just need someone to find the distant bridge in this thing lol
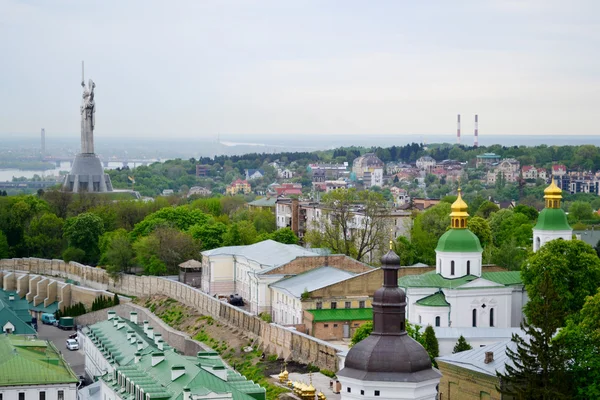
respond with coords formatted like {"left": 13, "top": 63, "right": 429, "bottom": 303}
{"left": 42, "top": 157, "right": 160, "bottom": 168}
{"left": 0, "top": 181, "right": 60, "bottom": 189}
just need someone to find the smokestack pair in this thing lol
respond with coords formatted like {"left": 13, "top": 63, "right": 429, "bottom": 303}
{"left": 456, "top": 114, "right": 479, "bottom": 147}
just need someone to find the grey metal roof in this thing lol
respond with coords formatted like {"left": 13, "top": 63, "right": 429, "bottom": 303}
{"left": 431, "top": 327, "right": 525, "bottom": 339}
{"left": 201, "top": 240, "right": 318, "bottom": 268}
{"left": 269, "top": 266, "right": 356, "bottom": 298}
{"left": 436, "top": 339, "right": 517, "bottom": 376}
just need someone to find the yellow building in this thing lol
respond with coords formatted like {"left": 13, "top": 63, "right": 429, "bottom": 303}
{"left": 226, "top": 179, "right": 251, "bottom": 195}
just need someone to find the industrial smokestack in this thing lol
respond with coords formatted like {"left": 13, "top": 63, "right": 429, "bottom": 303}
{"left": 474, "top": 115, "right": 479, "bottom": 148}
{"left": 41, "top": 128, "right": 46, "bottom": 156}
{"left": 457, "top": 114, "right": 461, "bottom": 144}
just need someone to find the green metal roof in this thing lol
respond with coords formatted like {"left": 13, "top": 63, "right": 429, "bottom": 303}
{"left": 399, "top": 270, "right": 522, "bottom": 289}
{"left": 415, "top": 292, "right": 450, "bottom": 307}
{"left": 476, "top": 153, "right": 500, "bottom": 159}
{"left": 436, "top": 229, "right": 483, "bottom": 253}
{"left": 534, "top": 208, "right": 571, "bottom": 231}
{"left": 28, "top": 301, "right": 59, "bottom": 314}
{"left": 399, "top": 271, "right": 477, "bottom": 289}
{"left": 481, "top": 271, "right": 523, "bottom": 286}
{"left": 307, "top": 308, "right": 373, "bottom": 322}
{"left": 247, "top": 197, "right": 277, "bottom": 207}
{"left": 0, "top": 335, "right": 78, "bottom": 386}
{"left": 88, "top": 316, "right": 265, "bottom": 400}
{"left": 0, "top": 291, "right": 35, "bottom": 335}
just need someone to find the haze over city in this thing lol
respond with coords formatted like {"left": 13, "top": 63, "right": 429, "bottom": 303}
{"left": 2, "top": 0, "right": 600, "bottom": 142}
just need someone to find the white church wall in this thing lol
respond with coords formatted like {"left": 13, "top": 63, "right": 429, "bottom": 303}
{"left": 532, "top": 229, "right": 572, "bottom": 252}
{"left": 339, "top": 375, "right": 438, "bottom": 400}
{"left": 436, "top": 251, "right": 481, "bottom": 278}
{"left": 444, "top": 288, "right": 513, "bottom": 329}
{"left": 414, "top": 304, "right": 450, "bottom": 328}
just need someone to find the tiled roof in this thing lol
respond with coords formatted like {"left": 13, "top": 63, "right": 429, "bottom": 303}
{"left": 270, "top": 267, "right": 356, "bottom": 299}
{"left": 0, "top": 335, "right": 78, "bottom": 386}
{"left": 202, "top": 240, "right": 318, "bottom": 269}
{"left": 415, "top": 292, "right": 450, "bottom": 307}
{"left": 307, "top": 308, "right": 373, "bottom": 322}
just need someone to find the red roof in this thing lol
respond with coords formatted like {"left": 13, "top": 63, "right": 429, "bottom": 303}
{"left": 231, "top": 179, "right": 249, "bottom": 185}
{"left": 552, "top": 165, "right": 566, "bottom": 171}
{"left": 522, "top": 165, "right": 533, "bottom": 172}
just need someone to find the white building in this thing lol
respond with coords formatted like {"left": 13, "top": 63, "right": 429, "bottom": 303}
{"left": 0, "top": 335, "right": 78, "bottom": 400}
{"left": 277, "top": 168, "right": 293, "bottom": 179}
{"left": 269, "top": 266, "right": 356, "bottom": 325}
{"left": 416, "top": 156, "right": 436, "bottom": 171}
{"left": 533, "top": 181, "right": 572, "bottom": 252}
{"left": 399, "top": 191, "right": 527, "bottom": 349}
{"left": 200, "top": 240, "right": 319, "bottom": 314}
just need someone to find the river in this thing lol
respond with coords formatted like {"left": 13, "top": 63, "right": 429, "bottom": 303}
{"left": 0, "top": 161, "right": 138, "bottom": 182}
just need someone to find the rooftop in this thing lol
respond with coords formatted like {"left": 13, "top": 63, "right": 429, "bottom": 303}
{"left": 0, "top": 290, "right": 36, "bottom": 335}
{"left": 437, "top": 339, "right": 516, "bottom": 376}
{"left": 399, "top": 271, "right": 522, "bottom": 289}
{"left": 201, "top": 240, "right": 318, "bottom": 269}
{"left": 270, "top": 266, "right": 356, "bottom": 299}
{"left": 415, "top": 292, "right": 450, "bottom": 307}
{"left": 247, "top": 197, "right": 277, "bottom": 207}
{"left": 0, "top": 335, "right": 78, "bottom": 387}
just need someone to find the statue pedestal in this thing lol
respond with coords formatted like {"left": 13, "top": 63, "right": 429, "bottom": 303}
{"left": 62, "top": 153, "right": 113, "bottom": 193}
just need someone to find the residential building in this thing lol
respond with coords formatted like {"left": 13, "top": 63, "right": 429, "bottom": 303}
{"left": 195, "top": 165, "right": 210, "bottom": 177}
{"left": 311, "top": 169, "right": 326, "bottom": 183}
{"left": 411, "top": 198, "right": 440, "bottom": 210}
{"left": 363, "top": 168, "right": 383, "bottom": 187}
{"left": 436, "top": 340, "right": 515, "bottom": 400}
{"left": 225, "top": 179, "right": 251, "bottom": 195}
{"left": 272, "top": 183, "right": 303, "bottom": 196}
{"left": 200, "top": 240, "right": 320, "bottom": 314}
{"left": 352, "top": 153, "right": 384, "bottom": 180}
{"left": 244, "top": 169, "right": 264, "bottom": 180}
{"left": 80, "top": 311, "right": 265, "bottom": 400}
{"left": 398, "top": 191, "right": 527, "bottom": 343}
{"left": 161, "top": 189, "right": 174, "bottom": 196}
{"left": 486, "top": 158, "right": 520, "bottom": 185}
{"left": 277, "top": 168, "right": 293, "bottom": 179}
{"left": 386, "top": 162, "right": 412, "bottom": 175}
{"left": 533, "top": 181, "right": 572, "bottom": 252}
{"left": 390, "top": 187, "right": 410, "bottom": 206}
{"left": 0, "top": 290, "right": 36, "bottom": 334}
{"left": 187, "top": 186, "right": 211, "bottom": 197}
{"left": 0, "top": 335, "right": 78, "bottom": 400}
{"left": 337, "top": 250, "right": 441, "bottom": 400}
{"left": 247, "top": 196, "right": 277, "bottom": 211}
{"left": 308, "top": 163, "right": 348, "bottom": 181}
{"left": 475, "top": 153, "right": 501, "bottom": 167}
{"left": 270, "top": 266, "right": 357, "bottom": 326}
{"left": 416, "top": 155, "right": 436, "bottom": 171}
{"left": 521, "top": 165, "right": 547, "bottom": 181}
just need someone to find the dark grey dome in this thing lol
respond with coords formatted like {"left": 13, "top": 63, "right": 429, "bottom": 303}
{"left": 381, "top": 249, "right": 400, "bottom": 266}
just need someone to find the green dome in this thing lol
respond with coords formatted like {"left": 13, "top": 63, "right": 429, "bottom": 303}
{"left": 436, "top": 229, "right": 483, "bottom": 253}
{"left": 534, "top": 208, "right": 571, "bottom": 231}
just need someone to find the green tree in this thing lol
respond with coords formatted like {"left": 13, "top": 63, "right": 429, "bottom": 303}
{"left": 453, "top": 335, "right": 472, "bottom": 353}
{"left": 522, "top": 239, "right": 600, "bottom": 328}
{"left": 476, "top": 201, "right": 499, "bottom": 219}
{"left": 63, "top": 212, "right": 105, "bottom": 264}
{"left": 134, "top": 227, "right": 201, "bottom": 275}
{"left": 268, "top": 228, "right": 299, "bottom": 245}
{"left": 131, "top": 207, "right": 209, "bottom": 239}
{"left": 411, "top": 202, "right": 451, "bottom": 265}
{"left": 491, "top": 237, "right": 529, "bottom": 271}
{"left": 0, "top": 231, "right": 9, "bottom": 259}
{"left": 113, "top": 293, "right": 120, "bottom": 305}
{"left": 103, "top": 232, "right": 135, "bottom": 279}
{"left": 25, "top": 213, "right": 65, "bottom": 259}
{"left": 513, "top": 204, "right": 539, "bottom": 222}
{"left": 393, "top": 236, "right": 416, "bottom": 266}
{"left": 188, "top": 219, "right": 228, "bottom": 250}
{"left": 350, "top": 321, "right": 373, "bottom": 346}
{"left": 422, "top": 325, "right": 439, "bottom": 367}
{"left": 62, "top": 247, "right": 86, "bottom": 263}
{"left": 467, "top": 216, "right": 492, "bottom": 248}
{"left": 568, "top": 201, "right": 594, "bottom": 222}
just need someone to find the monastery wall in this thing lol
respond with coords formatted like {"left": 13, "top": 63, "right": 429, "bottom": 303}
{"left": 0, "top": 258, "right": 343, "bottom": 371}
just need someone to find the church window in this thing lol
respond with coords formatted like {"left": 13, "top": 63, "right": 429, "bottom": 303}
{"left": 347, "top": 387, "right": 351, "bottom": 393}
{"left": 467, "top": 261, "right": 471, "bottom": 275}
{"left": 461, "top": 219, "right": 465, "bottom": 228}
{"left": 316, "top": 302, "right": 322, "bottom": 310}
{"left": 331, "top": 302, "right": 337, "bottom": 309}
{"left": 359, "top": 300, "right": 365, "bottom": 308}
{"left": 490, "top": 308, "right": 495, "bottom": 327}
{"left": 419, "top": 315, "right": 422, "bottom": 324}
{"left": 435, "top": 316, "right": 440, "bottom": 327}
{"left": 451, "top": 261, "right": 455, "bottom": 276}
{"left": 361, "top": 390, "right": 365, "bottom": 395}
{"left": 472, "top": 309, "right": 477, "bottom": 327}
{"left": 375, "top": 391, "right": 380, "bottom": 396}
{"left": 345, "top": 301, "right": 351, "bottom": 309}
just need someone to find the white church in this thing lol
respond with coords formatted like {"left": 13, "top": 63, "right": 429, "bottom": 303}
{"left": 399, "top": 183, "right": 572, "bottom": 333}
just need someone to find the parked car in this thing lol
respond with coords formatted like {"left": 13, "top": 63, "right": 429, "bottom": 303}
{"left": 68, "top": 333, "right": 78, "bottom": 340}
{"left": 66, "top": 339, "right": 79, "bottom": 351}
{"left": 41, "top": 313, "right": 57, "bottom": 325}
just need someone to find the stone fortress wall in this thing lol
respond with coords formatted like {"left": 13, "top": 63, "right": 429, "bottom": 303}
{"left": 0, "top": 258, "right": 343, "bottom": 371}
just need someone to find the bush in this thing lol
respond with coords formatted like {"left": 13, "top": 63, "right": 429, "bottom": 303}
{"left": 320, "top": 369, "right": 336, "bottom": 378}
{"left": 259, "top": 312, "right": 272, "bottom": 323}
{"left": 62, "top": 247, "right": 86, "bottom": 263}
{"left": 453, "top": 335, "right": 473, "bottom": 353}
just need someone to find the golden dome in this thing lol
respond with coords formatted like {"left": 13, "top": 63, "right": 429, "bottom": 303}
{"left": 450, "top": 188, "right": 469, "bottom": 229}
{"left": 544, "top": 181, "right": 562, "bottom": 208}
{"left": 544, "top": 181, "right": 562, "bottom": 196}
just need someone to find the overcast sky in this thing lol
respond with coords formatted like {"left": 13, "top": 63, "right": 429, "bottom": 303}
{"left": 1, "top": 0, "right": 599, "bottom": 139}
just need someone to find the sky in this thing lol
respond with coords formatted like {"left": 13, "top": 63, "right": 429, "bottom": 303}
{"left": 1, "top": 0, "right": 600, "bottom": 140}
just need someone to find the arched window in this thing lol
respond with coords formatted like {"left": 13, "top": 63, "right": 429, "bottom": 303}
{"left": 451, "top": 261, "right": 455, "bottom": 276}
{"left": 467, "top": 261, "right": 471, "bottom": 275}
{"left": 535, "top": 236, "right": 541, "bottom": 251}
{"left": 461, "top": 219, "right": 465, "bottom": 228}
{"left": 472, "top": 309, "right": 477, "bottom": 327}
{"left": 490, "top": 308, "right": 494, "bottom": 327}
{"left": 419, "top": 315, "right": 422, "bottom": 324}
{"left": 435, "top": 316, "right": 440, "bottom": 327}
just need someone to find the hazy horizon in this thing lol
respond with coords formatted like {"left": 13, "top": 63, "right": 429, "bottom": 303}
{"left": 2, "top": 1, "right": 600, "bottom": 138}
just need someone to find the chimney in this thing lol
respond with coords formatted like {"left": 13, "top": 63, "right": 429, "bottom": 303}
{"left": 130, "top": 312, "right": 138, "bottom": 324}
{"left": 8, "top": 294, "right": 14, "bottom": 301}
{"left": 484, "top": 351, "right": 494, "bottom": 364}
{"left": 134, "top": 352, "right": 141, "bottom": 364}
{"left": 157, "top": 339, "right": 164, "bottom": 350}
{"left": 113, "top": 317, "right": 119, "bottom": 327}
{"left": 143, "top": 320, "right": 149, "bottom": 334}
{"left": 146, "top": 327, "right": 154, "bottom": 340}
{"left": 474, "top": 114, "right": 479, "bottom": 148}
{"left": 137, "top": 341, "right": 144, "bottom": 351}
{"left": 210, "top": 365, "right": 228, "bottom": 381}
{"left": 183, "top": 388, "right": 191, "bottom": 400}
{"left": 154, "top": 333, "right": 162, "bottom": 346}
{"left": 126, "top": 330, "right": 134, "bottom": 341}
{"left": 457, "top": 114, "right": 461, "bottom": 145}
{"left": 108, "top": 310, "right": 116, "bottom": 320}
{"left": 130, "top": 335, "right": 136, "bottom": 345}
{"left": 117, "top": 319, "right": 125, "bottom": 330}
{"left": 171, "top": 365, "right": 185, "bottom": 381}
{"left": 151, "top": 352, "right": 164, "bottom": 367}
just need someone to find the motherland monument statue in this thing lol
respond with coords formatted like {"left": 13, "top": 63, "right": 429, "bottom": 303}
{"left": 62, "top": 62, "right": 113, "bottom": 193}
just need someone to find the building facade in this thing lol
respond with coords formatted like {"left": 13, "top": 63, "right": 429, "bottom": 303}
{"left": 225, "top": 179, "right": 251, "bottom": 195}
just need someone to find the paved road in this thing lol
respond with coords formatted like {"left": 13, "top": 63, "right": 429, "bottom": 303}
{"left": 37, "top": 323, "right": 85, "bottom": 378}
